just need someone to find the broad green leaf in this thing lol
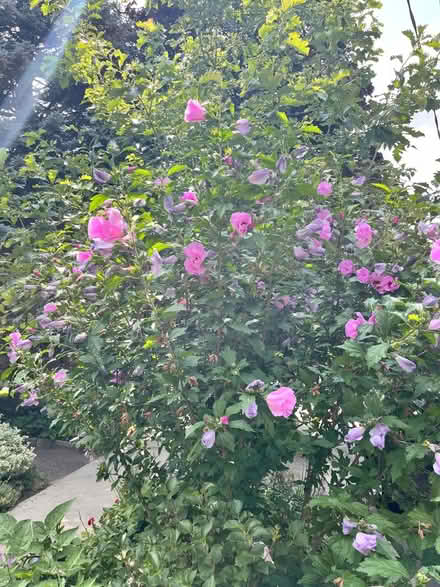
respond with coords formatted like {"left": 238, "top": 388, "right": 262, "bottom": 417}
{"left": 301, "top": 124, "right": 321, "bottom": 134}
{"left": 89, "top": 194, "right": 108, "bottom": 213}
{"left": 45, "top": 499, "right": 76, "bottom": 531}
{"left": 357, "top": 557, "right": 409, "bottom": 580}
{"left": 281, "top": 0, "right": 305, "bottom": 9}
{"left": 371, "top": 182, "right": 392, "bottom": 193}
{"left": 167, "top": 164, "right": 187, "bottom": 176}
{"left": 221, "top": 347, "right": 236, "bottom": 366}
{"left": 185, "top": 421, "right": 204, "bottom": 439}
{"left": 366, "top": 342, "right": 389, "bottom": 369}
{"left": 229, "top": 420, "right": 254, "bottom": 433}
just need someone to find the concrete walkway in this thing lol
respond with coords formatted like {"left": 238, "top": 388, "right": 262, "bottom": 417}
{"left": 10, "top": 460, "right": 116, "bottom": 530}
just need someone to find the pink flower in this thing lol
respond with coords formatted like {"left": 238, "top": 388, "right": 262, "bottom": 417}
{"left": 369, "top": 423, "right": 390, "bottom": 450}
{"left": 344, "top": 426, "right": 365, "bottom": 443}
{"left": 266, "top": 387, "right": 296, "bottom": 418}
{"left": 248, "top": 169, "right": 271, "bottom": 185}
{"left": 184, "top": 99, "right": 206, "bottom": 123}
{"left": 317, "top": 181, "right": 333, "bottom": 197}
{"left": 53, "top": 369, "right": 68, "bottom": 386}
{"left": 375, "top": 275, "right": 399, "bottom": 295}
{"left": 150, "top": 250, "right": 178, "bottom": 277}
{"left": 356, "top": 267, "right": 370, "bottom": 284}
{"left": 428, "top": 319, "right": 440, "bottom": 331}
{"left": 345, "top": 318, "right": 360, "bottom": 339}
{"left": 235, "top": 119, "right": 251, "bottom": 135}
{"left": 338, "top": 259, "right": 354, "bottom": 277}
{"left": 21, "top": 390, "right": 39, "bottom": 408}
{"left": 352, "top": 176, "right": 366, "bottom": 186}
{"left": 223, "top": 155, "right": 233, "bottom": 166}
{"left": 353, "top": 532, "right": 376, "bottom": 555}
{"left": 392, "top": 216, "right": 399, "bottom": 224}
{"left": 433, "top": 454, "right": 440, "bottom": 475}
{"left": 88, "top": 208, "right": 126, "bottom": 249}
{"left": 230, "top": 212, "right": 253, "bottom": 236}
{"left": 220, "top": 416, "right": 229, "bottom": 425}
{"left": 184, "top": 242, "right": 208, "bottom": 276}
{"left": 43, "top": 303, "right": 57, "bottom": 313}
{"left": 201, "top": 428, "right": 215, "bottom": 448}
{"left": 355, "top": 221, "right": 373, "bottom": 249}
{"left": 272, "top": 295, "right": 294, "bottom": 310}
{"left": 9, "top": 331, "right": 32, "bottom": 352}
{"left": 179, "top": 191, "right": 199, "bottom": 205}
{"left": 7, "top": 351, "right": 18, "bottom": 364}
{"left": 154, "top": 177, "right": 171, "bottom": 187}
{"left": 319, "top": 220, "right": 332, "bottom": 241}
{"left": 430, "top": 240, "right": 440, "bottom": 263}
{"left": 308, "top": 238, "right": 325, "bottom": 257}
{"left": 395, "top": 355, "right": 416, "bottom": 373}
{"left": 316, "top": 208, "right": 332, "bottom": 222}
{"left": 293, "top": 246, "right": 308, "bottom": 260}
{"left": 76, "top": 250, "right": 93, "bottom": 267}
{"left": 92, "top": 168, "right": 111, "bottom": 184}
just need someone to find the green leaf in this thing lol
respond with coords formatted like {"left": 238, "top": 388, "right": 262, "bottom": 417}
{"left": 301, "top": 124, "right": 322, "bottom": 134}
{"left": 221, "top": 347, "right": 236, "bottom": 366}
{"left": 286, "top": 32, "right": 310, "bottom": 55}
{"left": 185, "top": 421, "right": 204, "bottom": 439}
{"left": 435, "top": 536, "right": 440, "bottom": 555}
{"left": 371, "top": 182, "right": 392, "bottom": 193}
{"left": 44, "top": 499, "right": 75, "bottom": 531}
{"left": 229, "top": 420, "right": 254, "bottom": 433}
{"left": 357, "top": 557, "right": 409, "bottom": 580}
{"left": 167, "top": 164, "right": 187, "bottom": 176}
{"left": 89, "top": 194, "right": 109, "bottom": 213}
{"left": 213, "top": 397, "right": 227, "bottom": 418}
{"left": 277, "top": 111, "right": 289, "bottom": 125}
{"left": 366, "top": 342, "right": 389, "bottom": 369}
{"left": 375, "top": 537, "right": 400, "bottom": 560}
{"left": 202, "top": 576, "right": 216, "bottom": 587}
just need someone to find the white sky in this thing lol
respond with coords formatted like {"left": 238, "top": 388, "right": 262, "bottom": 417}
{"left": 375, "top": 0, "right": 440, "bottom": 183}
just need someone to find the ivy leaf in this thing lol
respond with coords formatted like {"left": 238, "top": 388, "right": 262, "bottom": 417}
{"left": 366, "top": 342, "right": 389, "bottom": 369}
{"left": 357, "top": 557, "right": 409, "bottom": 580}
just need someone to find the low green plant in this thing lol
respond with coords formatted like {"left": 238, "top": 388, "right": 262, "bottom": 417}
{"left": 0, "top": 420, "right": 34, "bottom": 480}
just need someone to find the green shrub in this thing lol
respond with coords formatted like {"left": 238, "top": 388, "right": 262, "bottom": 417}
{"left": 0, "top": 420, "right": 34, "bottom": 480}
{"left": 0, "top": 482, "right": 21, "bottom": 511}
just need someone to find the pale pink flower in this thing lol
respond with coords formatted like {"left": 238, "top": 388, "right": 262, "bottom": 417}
{"left": 184, "top": 99, "right": 206, "bottom": 123}
{"left": 316, "top": 208, "right": 332, "bottom": 222}
{"left": 21, "top": 390, "right": 39, "bottom": 407}
{"left": 53, "top": 369, "right": 68, "bottom": 386}
{"left": 319, "top": 220, "right": 332, "bottom": 241}
{"left": 353, "top": 532, "right": 376, "bottom": 555}
{"left": 223, "top": 155, "right": 233, "bottom": 166}
{"left": 179, "top": 191, "right": 199, "bottom": 205}
{"left": 248, "top": 169, "right": 271, "bottom": 185}
{"left": 201, "top": 428, "right": 215, "bottom": 448}
{"left": 293, "top": 246, "right": 308, "bottom": 260}
{"left": 428, "top": 319, "right": 440, "bottom": 331}
{"left": 344, "top": 427, "right": 365, "bottom": 443}
{"left": 355, "top": 221, "right": 373, "bottom": 248}
{"left": 338, "top": 259, "right": 354, "bottom": 277}
{"left": 230, "top": 212, "right": 253, "bottom": 236}
{"left": 266, "top": 387, "right": 296, "bottom": 418}
{"left": 150, "top": 250, "right": 177, "bottom": 277}
{"left": 43, "top": 303, "right": 57, "bottom": 313}
{"left": 356, "top": 267, "right": 370, "bottom": 284}
{"left": 369, "top": 423, "right": 390, "bottom": 450}
{"left": 433, "top": 453, "right": 440, "bottom": 475}
{"left": 235, "top": 119, "right": 251, "bottom": 135}
{"left": 317, "top": 181, "right": 333, "bottom": 196}
{"left": 308, "top": 238, "right": 325, "bottom": 256}
{"left": 352, "top": 176, "right": 366, "bottom": 186}
{"left": 154, "top": 177, "right": 171, "bottom": 187}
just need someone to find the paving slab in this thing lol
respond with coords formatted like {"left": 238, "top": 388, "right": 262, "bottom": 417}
{"left": 10, "top": 460, "right": 117, "bottom": 530}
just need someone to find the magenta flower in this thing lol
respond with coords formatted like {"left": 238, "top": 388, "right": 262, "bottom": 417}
{"left": 220, "top": 416, "right": 229, "bottom": 425}
{"left": 293, "top": 246, "right": 308, "bottom": 260}
{"left": 266, "top": 387, "right": 296, "bottom": 418}
{"left": 316, "top": 208, "right": 332, "bottom": 222}
{"left": 317, "top": 181, "right": 333, "bottom": 197}
{"left": 395, "top": 355, "right": 416, "bottom": 373}
{"left": 243, "top": 401, "right": 258, "bottom": 419}
{"left": 430, "top": 240, "right": 440, "bottom": 263}
{"left": 433, "top": 454, "right": 440, "bottom": 475}
{"left": 76, "top": 250, "right": 93, "bottom": 269}
{"left": 92, "top": 168, "right": 111, "bottom": 184}
{"left": 53, "top": 369, "right": 68, "bottom": 386}
{"left": 184, "top": 242, "right": 208, "bottom": 276}
{"left": 150, "top": 250, "right": 178, "bottom": 277}
{"left": 345, "top": 319, "right": 360, "bottom": 339}
{"left": 179, "top": 191, "right": 199, "bottom": 205}
{"left": 356, "top": 267, "right": 370, "bottom": 284}
{"left": 353, "top": 532, "right": 376, "bottom": 555}
{"left": 88, "top": 208, "right": 126, "bottom": 249}
{"left": 352, "top": 176, "right": 366, "bottom": 186}
{"left": 344, "top": 426, "right": 365, "bottom": 443}
{"left": 43, "top": 303, "right": 57, "bottom": 313}
{"left": 201, "top": 428, "right": 215, "bottom": 448}
{"left": 21, "top": 390, "right": 39, "bottom": 408}
{"left": 248, "top": 169, "right": 271, "bottom": 185}
{"left": 235, "top": 119, "right": 251, "bottom": 135}
{"left": 230, "top": 212, "right": 253, "bottom": 236}
{"left": 184, "top": 99, "right": 206, "bottom": 123}
{"left": 375, "top": 275, "right": 399, "bottom": 295}
{"left": 369, "top": 423, "right": 390, "bottom": 450}
{"left": 342, "top": 518, "right": 357, "bottom": 535}
{"left": 428, "top": 319, "right": 440, "bottom": 330}
{"left": 10, "top": 331, "right": 32, "bottom": 350}
{"left": 319, "top": 220, "right": 332, "bottom": 241}
{"left": 338, "top": 259, "right": 354, "bottom": 277}
{"left": 355, "top": 221, "right": 373, "bottom": 248}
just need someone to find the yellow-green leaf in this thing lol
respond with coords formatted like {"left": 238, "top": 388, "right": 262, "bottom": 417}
{"left": 302, "top": 124, "right": 321, "bottom": 134}
{"left": 281, "top": 0, "right": 306, "bottom": 11}
{"left": 371, "top": 183, "right": 392, "bottom": 193}
{"left": 286, "top": 32, "right": 310, "bottom": 56}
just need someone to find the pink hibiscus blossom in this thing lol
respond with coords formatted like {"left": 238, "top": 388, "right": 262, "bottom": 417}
{"left": 266, "top": 387, "right": 296, "bottom": 418}
{"left": 430, "top": 240, "right": 440, "bottom": 263}
{"left": 356, "top": 267, "right": 370, "bottom": 284}
{"left": 179, "top": 191, "right": 199, "bottom": 205}
{"left": 184, "top": 242, "right": 208, "bottom": 276}
{"left": 317, "top": 181, "right": 333, "bottom": 197}
{"left": 53, "top": 369, "right": 68, "bottom": 386}
{"left": 355, "top": 221, "right": 373, "bottom": 248}
{"left": 230, "top": 212, "right": 253, "bottom": 236}
{"left": 43, "top": 303, "right": 57, "bottom": 313}
{"left": 88, "top": 208, "right": 127, "bottom": 249}
{"left": 338, "top": 259, "right": 354, "bottom": 277}
{"left": 235, "top": 119, "right": 251, "bottom": 135}
{"left": 345, "top": 313, "right": 375, "bottom": 339}
{"left": 184, "top": 99, "right": 206, "bottom": 123}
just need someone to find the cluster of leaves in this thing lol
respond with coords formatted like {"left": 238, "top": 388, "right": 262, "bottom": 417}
{"left": 1, "top": 0, "right": 440, "bottom": 585}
